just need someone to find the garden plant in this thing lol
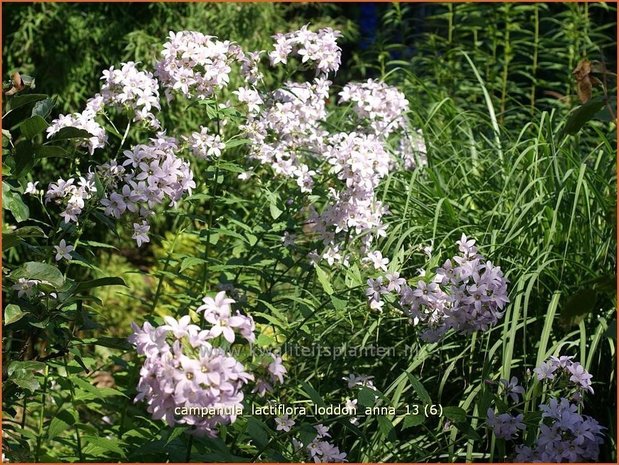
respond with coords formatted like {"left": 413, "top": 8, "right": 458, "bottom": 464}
{"left": 2, "top": 2, "right": 617, "bottom": 463}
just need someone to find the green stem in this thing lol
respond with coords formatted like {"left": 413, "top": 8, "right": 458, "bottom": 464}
{"left": 530, "top": 4, "right": 539, "bottom": 114}
{"left": 34, "top": 366, "right": 48, "bottom": 462}
{"left": 499, "top": 4, "right": 511, "bottom": 125}
{"left": 185, "top": 434, "right": 194, "bottom": 462}
{"left": 63, "top": 356, "right": 83, "bottom": 462}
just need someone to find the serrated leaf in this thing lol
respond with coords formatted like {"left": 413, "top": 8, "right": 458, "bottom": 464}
{"left": 269, "top": 202, "right": 282, "bottom": 220}
{"left": 377, "top": 416, "right": 397, "bottom": 442}
{"left": 88, "top": 336, "right": 131, "bottom": 350}
{"left": 14, "top": 140, "right": 35, "bottom": 177}
{"left": 224, "top": 138, "right": 250, "bottom": 149}
{"left": 299, "top": 380, "right": 326, "bottom": 407}
{"left": 13, "top": 377, "right": 41, "bottom": 392}
{"left": 455, "top": 421, "right": 481, "bottom": 441}
{"left": 560, "top": 288, "right": 597, "bottom": 327}
{"left": 246, "top": 417, "right": 269, "bottom": 448}
{"left": 8, "top": 360, "right": 46, "bottom": 376}
{"left": 180, "top": 256, "right": 207, "bottom": 273}
{"left": 165, "top": 426, "right": 187, "bottom": 445}
{"left": 81, "top": 435, "right": 126, "bottom": 457}
{"left": 47, "top": 410, "right": 76, "bottom": 441}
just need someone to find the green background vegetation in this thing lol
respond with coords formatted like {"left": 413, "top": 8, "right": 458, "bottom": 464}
{"left": 2, "top": 2, "right": 616, "bottom": 462}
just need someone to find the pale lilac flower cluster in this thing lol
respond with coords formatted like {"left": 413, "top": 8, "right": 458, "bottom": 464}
{"left": 99, "top": 61, "right": 161, "bottom": 128}
{"left": 366, "top": 235, "right": 509, "bottom": 340}
{"left": 343, "top": 373, "right": 376, "bottom": 390}
{"left": 500, "top": 376, "right": 526, "bottom": 403}
{"left": 306, "top": 132, "right": 391, "bottom": 266}
{"left": 534, "top": 355, "right": 594, "bottom": 394}
{"left": 47, "top": 62, "right": 159, "bottom": 151}
{"left": 196, "top": 291, "right": 255, "bottom": 344}
{"left": 242, "top": 78, "right": 330, "bottom": 193}
{"left": 44, "top": 174, "right": 97, "bottom": 223}
{"left": 486, "top": 409, "right": 526, "bottom": 440}
{"left": 269, "top": 25, "right": 342, "bottom": 75}
{"left": 339, "top": 80, "right": 427, "bottom": 170}
{"left": 233, "top": 86, "right": 263, "bottom": 115}
{"left": 46, "top": 107, "right": 107, "bottom": 155}
{"left": 99, "top": 134, "right": 195, "bottom": 245}
{"left": 252, "top": 353, "right": 287, "bottom": 397}
{"left": 485, "top": 357, "right": 604, "bottom": 462}
{"left": 128, "top": 292, "right": 257, "bottom": 436}
{"left": 185, "top": 126, "right": 226, "bottom": 159}
{"left": 292, "top": 424, "right": 347, "bottom": 462}
{"left": 11, "top": 278, "right": 57, "bottom": 300}
{"left": 514, "top": 397, "right": 605, "bottom": 462}
{"left": 339, "top": 80, "right": 409, "bottom": 136}
{"left": 156, "top": 31, "right": 250, "bottom": 100}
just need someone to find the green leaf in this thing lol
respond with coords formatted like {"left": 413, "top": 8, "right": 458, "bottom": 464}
{"left": 164, "top": 426, "right": 187, "bottom": 446}
{"left": 299, "top": 380, "right": 326, "bottom": 407}
{"left": 560, "top": 288, "right": 597, "bottom": 327}
{"left": 5, "top": 93, "right": 47, "bottom": 112}
{"left": 269, "top": 202, "right": 283, "bottom": 220}
{"left": 377, "top": 416, "right": 397, "bottom": 442}
{"left": 455, "top": 421, "right": 481, "bottom": 441}
{"left": 73, "top": 277, "right": 126, "bottom": 293}
{"left": 4, "top": 304, "right": 28, "bottom": 325}
{"left": 35, "top": 145, "right": 71, "bottom": 159}
{"left": 14, "top": 140, "right": 35, "bottom": 177}
{"left": 562, "top": 96, "right": 607, "bottom": 136}
{"left": 180, "top": 256, "right": 207, "bottom": 273}
{"left": 443, "top": 406, "right": 467, "bottom": 423}
{"left": 8, "top": 360, "right": 45, "bottom": 376}
{"left": 18, "top": 115, "right": 49, "bottom": 139}
{"left": 13, "top": 377, "right": 41, "bottom": 392}
{"left": 315, "top": 266, "right": 334, "bottom": 295}
{"left": 402, "top": 414, "right": 425, "bottom": 430}
{"left": 246, "top": 417, "right": 269, "bottom": 448}
{"left": 407, "top": 374, "right": 432, "bottom": 404}
{"left": 330, "top": 295, "right": 347, "bottom": 311}
{"left": 31, "top": 98, "right": 54, "bottom": 119}
{"left": 224, "top": 138, "right": 250, "bottom": 149}
{"left": 81, "top": 435, "right": 126, "bottom": 457}
{"left": 3, "top": 181, "right": 29, "bottom": 222}
{"left": 11, "top": 261, "right": 65, "bottom": 288}
{"left": 47, "top": 410, "right": 76, "bottom": 441}
{"left": 49, "top": 126, "right": 93, "bottom": 140}
{"left": 357, "top": 387, "right": 376, "bottom": 408}
{"left": 82, "top": 336, "right": 131, "bottom": 350}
